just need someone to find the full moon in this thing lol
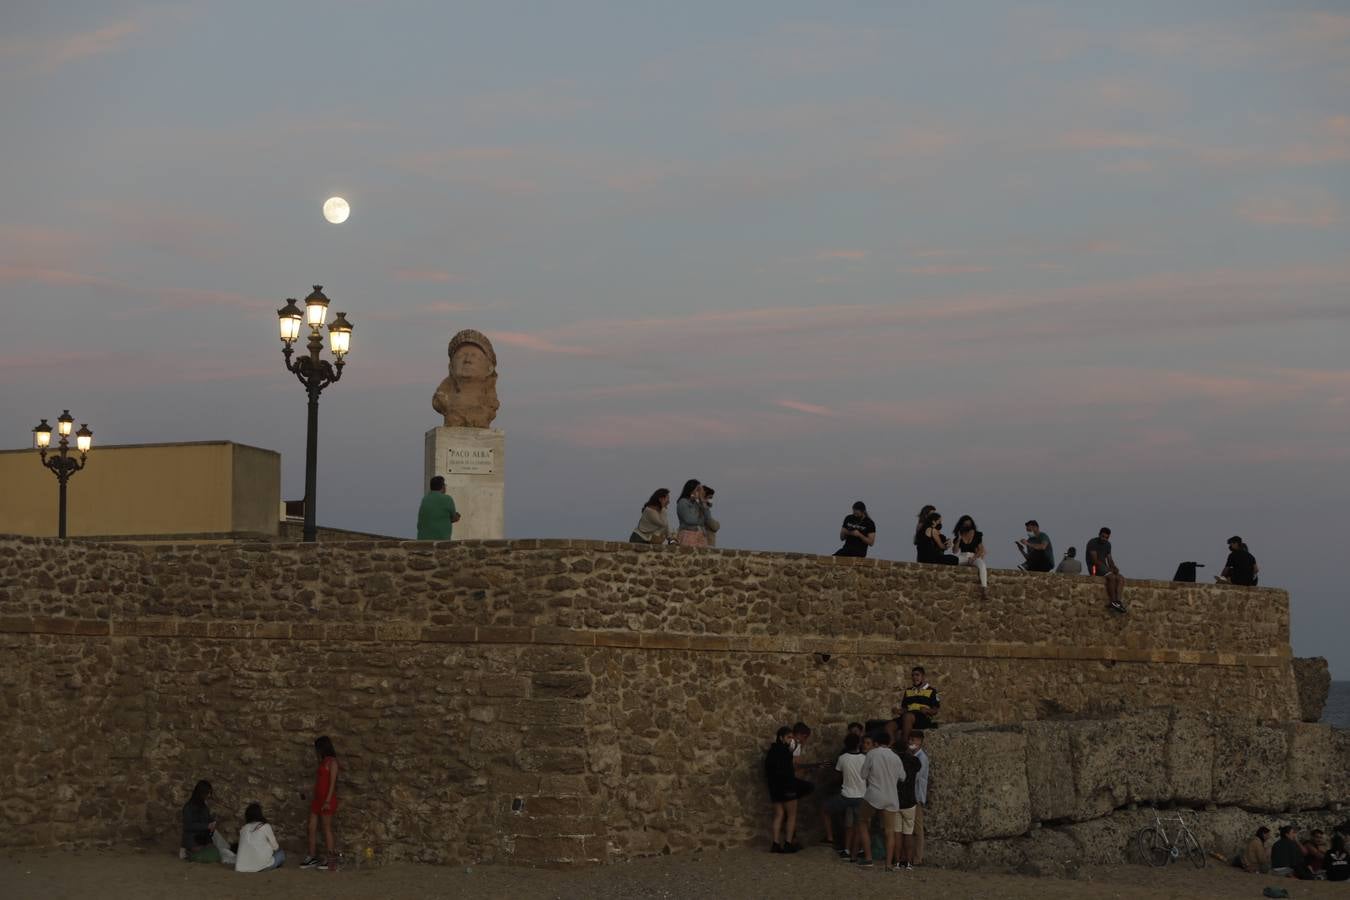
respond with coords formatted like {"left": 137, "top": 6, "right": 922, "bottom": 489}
{"left": 322, "top": 196, "right": 350, "bottom": 224}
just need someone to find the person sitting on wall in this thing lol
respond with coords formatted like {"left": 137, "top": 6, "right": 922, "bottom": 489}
{"left": 1015, "top": 520, "right": 1055, "bottom": 572}
{"left": 180, "top": 780, "right": 236, "bottom": 865}
{"left": 1271, "top": 824, "right": 1314, "bottom": 879}
{"left": 834, "top": 501, "right": 876, "bottom": 558}
{"left": 893, "top": 666, "right": 940, "bottom": 746}
{"left": 1217, "top": 535, "right": 1260, "bottom": 586}
{"left": 1236, "top": 825, "right": 1271, "bottom": 873}
{"left": 1056, "top": 546, "right": 1083, "bottom": 575}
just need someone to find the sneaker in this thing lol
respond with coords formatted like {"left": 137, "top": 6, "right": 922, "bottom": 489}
{"left": 783, "top": 843, "right": 800, "bottom": 854}
{"left": 300, "top": 856, "right": 321, "bottom": 869}
{"left": 892, "top": 862, "right": 904, "bottom": 871}
{"left": 178, "top": 848, "right": 187, "bottom": 861}
{"left": 1109, "top": 600, "right": 1127, "bottom": 614}
{"left": 838, "top": 850, "right": 852, "bottom": 860}
{"left": 905, "top": 863, "right": 914, "bottom": 870}
{"left": 858, "top": 859, "right": 874, "bottom": 868}
{"left": 770, "top": 843, "right": 784, "bottom": 854}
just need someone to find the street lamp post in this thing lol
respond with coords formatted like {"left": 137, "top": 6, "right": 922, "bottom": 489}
{"left": 277, "top": 285, "right": 354, "bottom": 543}
{"left": 32, "top": 410, "right": 94, "bottom": 538}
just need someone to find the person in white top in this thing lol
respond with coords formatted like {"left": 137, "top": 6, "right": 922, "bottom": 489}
{"left": 828, "top": 734, "right": 867, "bottom": 861}
{"left": 235, "top": 803, "right": 285, "bottom": 873}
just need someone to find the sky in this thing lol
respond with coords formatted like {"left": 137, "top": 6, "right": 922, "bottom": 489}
{"left": 2, "top": 2, "right": 1348, "bottom": 673}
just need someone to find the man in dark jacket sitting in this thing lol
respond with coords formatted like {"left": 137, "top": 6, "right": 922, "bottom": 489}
{"left": 1271, "top": 824, "right": 1313, "bottom": 879}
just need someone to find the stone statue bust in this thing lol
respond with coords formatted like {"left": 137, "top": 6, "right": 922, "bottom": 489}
{"left": 432, "top": 329, "right": 500, "bottom": 428}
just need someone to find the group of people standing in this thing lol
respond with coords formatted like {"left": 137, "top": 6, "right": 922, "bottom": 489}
{"left": 630, "top": 480, "right": 720, "bottom": 547}
{"left": 178, "top": 736, "right": 340, "bottom": 872}
{"left": 764, "top": 667, "right": 941, "bottom": 871}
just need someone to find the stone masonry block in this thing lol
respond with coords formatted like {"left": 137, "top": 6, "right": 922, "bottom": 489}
{"left": 924, "top": 726, "right": 1032, "bottom": 842}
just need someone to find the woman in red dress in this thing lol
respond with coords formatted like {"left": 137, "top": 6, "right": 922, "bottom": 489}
{"left": 302, "top": 736, "right": 340, "bottom": 869}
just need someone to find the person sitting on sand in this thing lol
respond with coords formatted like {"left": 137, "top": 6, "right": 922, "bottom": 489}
{"left": 1237, "top": 825, "right": 1271, "bottom": 873}
{"left": 1271, "top": 824, "right": 1313, "bottom": 879}
{"left": 1303, "top": 828, "right": 1329, "bottom": 876}
{"left": 235, "top": 803, "right": 285, "bottom": 872}
{"left": 1326, "top": 833, "right": 1350, "bottom": 882}
{"left": 180, "top": 780, "right": 236, "bottom": 865}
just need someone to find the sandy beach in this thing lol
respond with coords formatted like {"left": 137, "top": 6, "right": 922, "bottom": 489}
{"left": 3, "top": 844, "right": 1345, "bottom": 900}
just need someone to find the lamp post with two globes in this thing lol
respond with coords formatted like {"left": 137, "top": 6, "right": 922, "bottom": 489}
{"left": 276, "top": 285, "right": 353, "bottom": 543}
{"left": 32, "top": 410, "right": 94, "bottom": 538}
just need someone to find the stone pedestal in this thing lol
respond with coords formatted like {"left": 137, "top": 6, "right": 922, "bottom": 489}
{"left": 423, "top": 427, "right": 504, "bottom": 540}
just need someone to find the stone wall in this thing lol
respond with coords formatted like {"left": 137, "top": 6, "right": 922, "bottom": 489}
{"left": 0, "top": 535, "right": 1304, "bottom": 865}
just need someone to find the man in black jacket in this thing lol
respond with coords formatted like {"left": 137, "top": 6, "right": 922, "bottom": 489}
{"left": 1271, "top": 824, "right": 1313, "bottom": 879}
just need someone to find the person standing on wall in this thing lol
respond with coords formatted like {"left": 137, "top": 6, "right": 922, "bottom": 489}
{"left": 1086, "top": 527, "right": 1127, "bottom": 613}
{"left": 702, "top": 485, "right": 722, "bottom": 547}
{"left": 675, "top": 480, "right": 709, "bottom": 547}
{"left": 416, "top": 475, "right": 461, "bottom": 540}
{"left": 834, "top": 501, "right": 876, "bottom": 557}
{"left": 1016, "top": 520, "right": 1054, "bottom": 572}
{"left": 1218, "top": 536, "right": 1259, "bottom": 586}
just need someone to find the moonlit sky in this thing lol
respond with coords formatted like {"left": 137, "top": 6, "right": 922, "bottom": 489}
{"left": 2, "top": 3, "right": 1348, "bottom": 673}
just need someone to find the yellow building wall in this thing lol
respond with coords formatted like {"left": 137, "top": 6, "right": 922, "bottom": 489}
{"left": 0, "top": 441, "right": 280, "bottom": 538}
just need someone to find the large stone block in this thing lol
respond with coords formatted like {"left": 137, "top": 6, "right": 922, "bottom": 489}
{"left": 1292, "top": 657, "right": 1330, "bottom": 723}
{"left": 1165, "top": 709, "right": 1214, "bottom": 804}
{"left": 1066, "top": 713, "right": 1170, "bottom": 820}
{"left": 924, "top": 726, "right": 1032, "bottom": 842}
{"left": 1023, "top": 721, "right": 1075, "bottom": 822}
{"left": 1285, "top": 722, "right": 1334, "bottom": 810}
{"left": 1211, "top": 720, "right": 1291, "bottom": 811}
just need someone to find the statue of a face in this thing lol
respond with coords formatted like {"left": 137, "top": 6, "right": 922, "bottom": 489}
{"left": 451, "top": 343, "right": 491, "bottom": 378}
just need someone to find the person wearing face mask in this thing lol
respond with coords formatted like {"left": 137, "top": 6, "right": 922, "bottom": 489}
{"left": 1015, "top": 519, "right": 1054, "bottom": 572}
{"left": 914, "top": 512, "right": 957, "bottom": 566}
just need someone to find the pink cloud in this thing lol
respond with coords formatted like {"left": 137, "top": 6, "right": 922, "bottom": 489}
{"left": 1238, "top": 195, "right": 1341, "bottom": 227}
{"left": 391, "top": 269, "right": 462, "bottom": 283}
{"left": 1057, "top": 130, "right": 1172, "bottom": 151}
{"left": 776, "top": 399, "right": 838, "bottom": 417}
{"left": 492, "top": 331, "right": 598, "bottom": 356}
{"left": 0, "top": 264, "right": 106, "bottom": 287}
{"left": 901, "top": 264, "right": 990, "bottom": 276}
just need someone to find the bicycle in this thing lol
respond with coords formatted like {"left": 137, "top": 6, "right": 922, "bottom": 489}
{"left": 1136, "top": 809, "right": 1206, "bottom": 868}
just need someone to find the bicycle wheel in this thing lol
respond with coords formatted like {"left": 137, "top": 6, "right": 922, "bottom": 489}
{"left": 1136, "top": 827, "right": 1170, "bottom": 867}
{"left": 1181, "top": 828, "right": 1206, "bottom": 868}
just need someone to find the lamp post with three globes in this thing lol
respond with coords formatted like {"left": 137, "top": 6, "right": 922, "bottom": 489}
{"left": 32, "top": 410, "right": 93, "bottom": 539}
{"left": 276, "top": 285, "right": 353, "bottom": 543}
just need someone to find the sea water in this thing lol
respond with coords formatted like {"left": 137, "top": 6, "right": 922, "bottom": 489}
{"left": 1322, "top": 681, "right": 1350, "bottom": 729}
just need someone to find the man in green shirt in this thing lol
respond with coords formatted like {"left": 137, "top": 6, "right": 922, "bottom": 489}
{"left": 416, "top": 476, "right": 461, "bottom": 539}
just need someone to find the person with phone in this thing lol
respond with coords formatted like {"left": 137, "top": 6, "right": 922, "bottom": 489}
{"left": 834, "top": 501, "right": 876, "bottom": 558}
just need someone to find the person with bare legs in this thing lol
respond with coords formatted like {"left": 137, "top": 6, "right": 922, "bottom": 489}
{"left": 765, "top": 726, "right": 801, "bottom": 854}
{"left": 1086, "top": 527, "right": 1126, "bottom": 613}
{"left": 302, "top": 736, "right": 339, "bottom": 869}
